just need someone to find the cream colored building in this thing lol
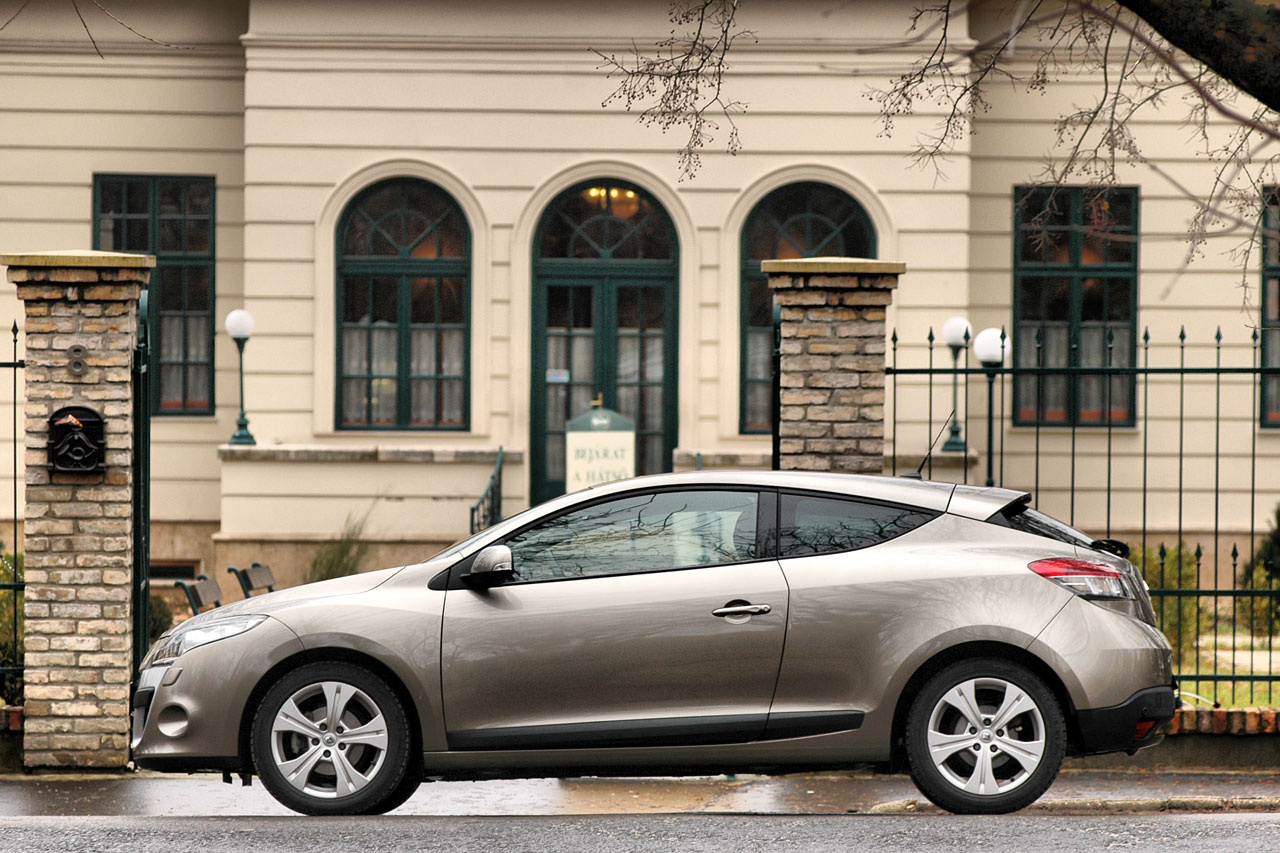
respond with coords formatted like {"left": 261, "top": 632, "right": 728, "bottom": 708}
{"left": 0, "top": 0, "right": 1276, "bottom": 591}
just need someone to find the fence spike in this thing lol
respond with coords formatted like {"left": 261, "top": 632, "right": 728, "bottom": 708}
{"left": 1143, "top": 326, "right": 1150, "bottom": 345}
{"left": 1215, "top": 326, "right": 1222, "bottom": 344}
{"left": 1179, "top": 325, "right": 1187, "bottom": 343}
{"left": 927, "top": 327, "right": 935, "bottom": 345}
{"left": 890, "top": 328, "right": 898, "bottom": 345}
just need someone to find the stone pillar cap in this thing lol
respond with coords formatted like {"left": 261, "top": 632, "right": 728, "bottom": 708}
{"left": 761, "top": 257, "right": 905, "bottom": 275}
{"left": 1, "top": 250, "right": 156, "bottom": 268}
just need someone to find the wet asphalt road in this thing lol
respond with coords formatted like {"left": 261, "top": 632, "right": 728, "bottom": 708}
{"left": 3, "top": 814, "right": 1280, "bottom": 853}
{"left": 1, "top": 769, "right": 1279, "bottom": 817}
{"left": 1, "top": 771, "right": 1278, "bottom": 851}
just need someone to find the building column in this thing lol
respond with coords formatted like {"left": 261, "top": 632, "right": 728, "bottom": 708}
{"left": 4, "top": 250, "right": 153, "bottom": 769}
{"left": 764, "top": 258, "right": 905, "bottom": 474}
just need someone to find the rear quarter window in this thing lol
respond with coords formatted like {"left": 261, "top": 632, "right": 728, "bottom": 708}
{"left": 780, "top": 493, "right": 938, "bottom": 558}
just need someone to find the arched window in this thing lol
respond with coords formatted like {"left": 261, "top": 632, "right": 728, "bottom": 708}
{"left": 538, "top": 181, "right": 675, "bottom": 261}
{"left": 336, "top": 178, "right": 471, "bottom": 429}
{"left": 739, "top": 182, "right": 876, "bottom": 433}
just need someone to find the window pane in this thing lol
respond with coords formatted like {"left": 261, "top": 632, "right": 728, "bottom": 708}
{"left": 336, "top": 178, "right": 471, "bottom": 429}
{"left": 411, "top": 379, "right": 436, "bottom": 425}
{"left": 439, "top": 278, "right": 464, "bottom": 324}
{"left": 439, "top": 379, "right": 465, "bottom": 426}
{"left": 440, "top": 329, "right": 465, "bottom": 375}
{"left": 780, "top": 495, "right": 936, "bottom": 557}
{"left": 187, "top": 267, "right": 211, "bottom": 312}
{"left": 507, "top": 491, "right": 759, "bottom": 582}
{"left": 187, "top": 181, "right": 211, "bottom": 216}
{"left": 185, "top": 218, "right": 210, "bottom": 254}
{"left": 100, "top": 180, "right": 124, "bottom": 215}
{"left": 342, "top": 378, "right": 369, "bottom": 425}
{"left": 411, "top": 278, "right": 436, "bottom": 324}
{"left": 159, "top": 182, "right": 182, "bottom": 215}
{"left": 411, "top": 329, "right": 437, "bottom": 376}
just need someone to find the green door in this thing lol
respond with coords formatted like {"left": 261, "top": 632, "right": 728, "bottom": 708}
{"left": 531, "top": 180, "right": 679, "bottom": 505}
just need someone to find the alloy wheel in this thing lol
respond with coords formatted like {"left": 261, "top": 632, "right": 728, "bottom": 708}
{"left": 924, "top": 676, "right": 1046, "bottom": 796}
{"left": 269, "top": 680, "right": 390, "bottom": 799}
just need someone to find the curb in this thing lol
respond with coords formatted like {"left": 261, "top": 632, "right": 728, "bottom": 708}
{"left": 866, "top": 796, "right": 1280, "bottom": 815}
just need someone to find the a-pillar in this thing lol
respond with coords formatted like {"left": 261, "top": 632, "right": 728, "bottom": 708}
{"left": 4, "top": 250, "right": 152, "bottom": 769}
{"left": 764, "top": 257, "right": 905, "bottom": 473}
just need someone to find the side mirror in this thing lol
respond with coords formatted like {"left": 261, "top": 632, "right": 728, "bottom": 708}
{"left": 1091, "top": 538, "right": 1131, "bottom": 560}
{"left": 462, "top": 544, "right": 514, "bottom": 587}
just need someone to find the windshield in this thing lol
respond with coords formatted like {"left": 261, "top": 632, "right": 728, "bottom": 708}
{"left": 427, "top": 502, "right": 548, "bottom": 562}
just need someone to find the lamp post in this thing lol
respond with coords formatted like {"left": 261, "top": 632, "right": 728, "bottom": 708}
{"left": 940, "top": 316, "right": 972, "bottom": 453}
{"left": 973, "top": 327, "right": 1007, "bottom": 487}
{"left": 225, "top": 309, "right": 256, "bottom": 446}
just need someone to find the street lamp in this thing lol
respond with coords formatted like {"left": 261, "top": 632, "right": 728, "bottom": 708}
{"left": 225, "top": 309, "right": 256, "bottom": 446}
{"left": 940, "top": 316, "right": 972, "bottom": 453}
{"left": 973, "top": 327, "right": 1007, "bottom": 487}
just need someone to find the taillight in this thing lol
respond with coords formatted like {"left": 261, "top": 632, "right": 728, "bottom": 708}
{"left": 1028, "top": 557, "right": 1133, "bottom": 600}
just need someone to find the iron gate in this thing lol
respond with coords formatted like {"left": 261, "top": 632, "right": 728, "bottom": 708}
{"left": 131, "top": 292, "right": 151, "bottom": 674}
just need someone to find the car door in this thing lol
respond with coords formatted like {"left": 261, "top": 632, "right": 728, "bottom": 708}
{"left": 767, "top": 491, "right": 942, "bottom": 722}
{"left": 440, "top": 488, "right": 788, "bottom": 749}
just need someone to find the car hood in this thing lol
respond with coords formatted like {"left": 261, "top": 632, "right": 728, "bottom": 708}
{"left": 213, "top": 566, "right": 405, "bottom": 617}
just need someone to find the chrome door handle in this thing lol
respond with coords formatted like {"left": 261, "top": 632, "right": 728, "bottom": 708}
{"left": 712, "top": 604, "right": 771, "bottom": 617}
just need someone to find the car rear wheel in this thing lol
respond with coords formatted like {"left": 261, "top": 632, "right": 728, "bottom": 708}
{"left": 252, "top": 661, "right": 413, "bottom": 816}
{"left": 905, "top": 658, "right": 1065, "bottom": 814}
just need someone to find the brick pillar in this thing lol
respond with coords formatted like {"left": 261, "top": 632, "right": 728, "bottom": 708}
{"left": 4, "top": 250, "right": 153, "bottom": 769}
{"left": 763, "top": 258, "right": 904, "bottom": 473}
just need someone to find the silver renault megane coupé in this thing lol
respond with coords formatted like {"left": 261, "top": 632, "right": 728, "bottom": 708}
{"left": 133, "top": 471, "right": 1176, "bottom": 815}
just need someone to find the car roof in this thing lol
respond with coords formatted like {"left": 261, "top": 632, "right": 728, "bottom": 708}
{"left": 451, "top": 470, "right": 1032, "bottom": 561}
{"left": 577, "top": 470, "right": 1028, "bottom": 518}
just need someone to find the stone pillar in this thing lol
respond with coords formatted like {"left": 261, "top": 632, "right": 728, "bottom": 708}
{"left": 4, "top": 250, "right": 153, "bottom": 769}
{"left": 763, "top": 257, "right": 904, "bottom": 473}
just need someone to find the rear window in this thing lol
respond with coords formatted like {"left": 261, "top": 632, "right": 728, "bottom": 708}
{"left": 780, "top": 493, "right": 938, "bottom": 558}
{"left": 990, "top": 503, "right": 1092, "bottom": 548}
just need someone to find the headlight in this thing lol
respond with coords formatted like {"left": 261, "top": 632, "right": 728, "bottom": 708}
{"left": 145, "top": 614, "right": 269, "bottom": 667}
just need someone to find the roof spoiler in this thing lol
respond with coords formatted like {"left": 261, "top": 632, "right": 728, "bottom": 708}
{"left": 946, "top": 485, "right": 1032, "bottom": 522}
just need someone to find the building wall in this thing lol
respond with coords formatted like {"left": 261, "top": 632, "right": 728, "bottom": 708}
{"left": 0, "top": 0, "right": 1271, "bottom": 578}
{"left": 0, "top": 1, "right": 248, "bottom": 573}
{"left": 228, "top": 0, "right": 972, "bottom": 542}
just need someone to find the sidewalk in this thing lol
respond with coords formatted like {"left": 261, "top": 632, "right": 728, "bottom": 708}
{"left": 0, "top": 769, "right": 1277, "bottom": 817}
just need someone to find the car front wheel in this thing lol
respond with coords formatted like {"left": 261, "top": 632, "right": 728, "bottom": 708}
{"left": 905, "top": 658, "right": 1065, "bottom": 814}
{"left": 252, "top": 661, "right": 413, "bottom": 816}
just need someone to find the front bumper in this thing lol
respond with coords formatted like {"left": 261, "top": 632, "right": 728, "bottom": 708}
{"left": 1074, "top": 684, "right": 1178, "bottom": 755}
{"left": 131, "top": 615, "right": 304, "bottom": 771}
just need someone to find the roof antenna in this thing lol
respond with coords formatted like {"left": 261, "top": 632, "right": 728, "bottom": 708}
{"left": 902, "top": 410, "right": 954, "bottom": 480}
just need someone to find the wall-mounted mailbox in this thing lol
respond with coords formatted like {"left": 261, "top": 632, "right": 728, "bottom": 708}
{"left": 48, "top": 406, "right": 106, "bottom": 474}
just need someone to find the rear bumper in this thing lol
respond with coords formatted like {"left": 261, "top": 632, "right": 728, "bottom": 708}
{"left": 1074, "top": 684, "right": 1178, "bottom": 755}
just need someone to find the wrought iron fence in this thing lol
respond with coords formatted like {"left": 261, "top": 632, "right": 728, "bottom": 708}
{"left": 470, "top": 447, "right": 504, "bottom": 534}
{"left": 1, "top": 323, "right": 24, "bottom": 705}
{"left": 886, "top": 324, "right": 1280, "bottom": 707}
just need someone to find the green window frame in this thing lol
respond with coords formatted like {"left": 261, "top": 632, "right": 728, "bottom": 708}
{"left": 335, "top": 178, "right": 471, "bottom": 431}
{"left": 1013, "top": 185, "right": 1139, "bottom": 427}
{"left": 739, "top": 182, "right": 876, "bottom": 434}
{"left": 1264, "top": 187, "right": 1280, "bottom": 427}
{"left": 93, "top": 174, "right": 216, "bottom": 415}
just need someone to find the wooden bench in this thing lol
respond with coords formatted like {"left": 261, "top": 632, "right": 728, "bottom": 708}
{"left": 227, "top": 561, "right": 276, "bottom": 598}
{"left": 175, "top": 573, "right": 224, "bottom": 615}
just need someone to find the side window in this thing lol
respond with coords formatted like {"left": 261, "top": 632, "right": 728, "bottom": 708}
{"left": 506, "top": 490, "right": 759, "bottom": 583}
{"left": 780, "top": 493, "right": 936, "bottom": 557}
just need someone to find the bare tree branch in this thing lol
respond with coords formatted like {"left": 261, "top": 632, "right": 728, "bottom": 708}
{"left": 595, "top": 0, "right": 754, "bottom": 181}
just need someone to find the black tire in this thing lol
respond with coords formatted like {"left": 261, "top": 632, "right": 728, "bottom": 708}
{"left": 358, "top": 760, "right": 422, "bottom": 815}
{"left": 252, "top": 661, "right": 412, "bottom": 816}
{"left": 905, "top": 658, "right": 1065, "bottom": 814}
